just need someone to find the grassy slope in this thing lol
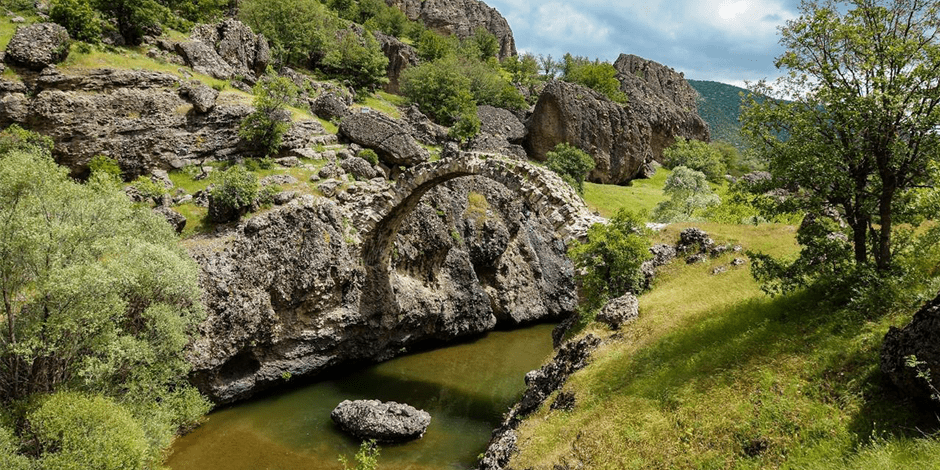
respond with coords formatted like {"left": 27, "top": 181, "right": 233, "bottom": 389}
{"left": 510, "top": 221, "right": 940, "bottom": 469}
{"left": 583, "top": 169, "right": 671, "bottom": 217}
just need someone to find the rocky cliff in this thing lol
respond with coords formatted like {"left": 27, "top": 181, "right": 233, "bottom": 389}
{"left": 385, "top": 0, "right": 517, "bottom": 59}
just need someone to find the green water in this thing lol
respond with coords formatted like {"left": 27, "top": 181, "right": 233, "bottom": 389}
{"left": 166, "top": 323, "right": 556, "bottom": 470}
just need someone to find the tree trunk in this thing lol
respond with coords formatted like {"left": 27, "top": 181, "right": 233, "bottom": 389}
{"left": 877, "top": 182, "right": 895, "bottom": 271}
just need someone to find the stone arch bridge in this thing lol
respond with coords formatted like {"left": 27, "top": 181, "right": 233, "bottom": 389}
{"left": 357, "top": 152, "right": 604, "bottom": 318}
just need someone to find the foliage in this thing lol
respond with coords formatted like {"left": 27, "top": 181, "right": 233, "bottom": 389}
{"left": 28, "top": 392, "right": 148, "bottom": 470}
{"left": 321, "top": 28, "right": 389, "bottom": 95}
{"left": 461, "top": 58, "right": 527, "bottom": 111}
{"left": 651, "top": 166, "right": 721, "bottom": 223}
{"left": 741, "top": 0, "right": 940, "bottom": 284}
{"left": 50, "top": 0, "right": 102, "bottom": 43}
{"left": 160, "top": 0, "right": 229, "bottom": 23}
{"left": 339, "top": 439, "right": 380, "bottom": 470}
{"left": 545, "top": 142, "right": 595, "bottom": 194}
{"left": 416, "top": 29, "right": 456, "bottom": 62}
{"left": 363, "top": 4, "right": 410, "bottom": 38}
{"left": 502, "top": 52, "right": 541, "bottom": 92}
{"left": 209, "top": 165, "right": 258, "bottom": 222}
{"left": 357, "top": 148, "right": 378, "bottom": 166}
{"left": 130, "top": 174, "right": 167, "bottom": 202}
{"left": 0, "top": 145, "right": 208, "bottom": 465}
{"left": 239, "top": 69, "right": 298, "bottom": 156}
{"left": 239, "top": 0, "right": 337, "bottom": 66}
{"left": 448, "top": 110, "right": 481, "bottom": 148}
{"left": 93, "top": 0, "right": 177, "bottom": 45}
{"left": 401, "top": 57, "right": 474, "bottom": 125}
{"left": 0, "top": 124, "right": 53, "bottom": 156}
{"left": 561, "top": 54, "right": 628, "bottom": 104}
{"left": 662, "top": 137, "right": 727, "bottom": 182}
{"left": 687, "top": 79, "right": 750, "bottom": 150}
{"left": 0, "top": 425, "right": 27, "bottom": 470}
{"left": 469, "top": 27, "right": 499, "bottom": 61}
{"left": 88, "top": 155, "right": 122, "bottom": 181}
{"left": 568, "top": 209, "right": 651, "bottom": 310}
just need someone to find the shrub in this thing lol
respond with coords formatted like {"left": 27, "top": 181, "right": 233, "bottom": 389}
{"left": 209, "top": 165, "right": 258, "bottom": 222}
{"left": 469, "top": 27, "right": 500, "bottom": 60}
{"left": 50, "top": 0, "right": 102, "bottom": 43}
{"left": 239, "top": 0, "right": 338, "bottom": 66}
{"left": 461, "top": 58, "right": 527, "bottom": 111}
{"left": 131, "top": 174, "right": 167, "bottom": 202}
{"left": 568, "top": 209, "right": 651, "bottom": 310}
{"left": 401, "top": 57, "right": 475, "bottom": 125}
{"left": 357, "top": 148, "right": 379, "bottom": 165}
{"left": 339, "top": 439, "right": 380, "bottom": 470}
{"left": 561, "top": 54, "right": 627, "bottom": 104}
{"left": 0, "top": 124, "right": 53, "bottom": 156}
{"left": 448, "top": 110, "right": 481, "bottom": 148}
{"left": 239, "top": 69, "right": 298, "bottom": 156}
{"left": 88, "top": 154, "right": 122, "bottom": 180}
{"left": 321, "top": 29, "right": 389, "bottom": 95}
{"left": 651, "top": 166, "right": 721, "bottom": 223}
{"left": 545, "top": 142, "right": 596, "bottom": 194}
{"left": 663, "top": 137, "right": 727, "bottom": 182}
{"left": 93, "top": 0, "right": 170, "bottom": 45}
{"left": 416, "top": 29, "right": 456, "bottom": 62}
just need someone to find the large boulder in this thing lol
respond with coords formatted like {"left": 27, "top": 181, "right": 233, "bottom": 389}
{"left": 373, "top": 31, "right": 418, "bottom": 94}
{"left": 882, "top": 293, "right": 940, "bottom": 401}
{"left": 339, "top": 112, "right": 429, "bottom": 166}
{"left": 178, "top": 19, "right": 270, "bottom": 80}
{"left": 613, "top": 54, "right": 710, "bottom": 160}
{"left": 5, "top": 23, "right": 70, "bottom": 70}
{"left": 596, "top": 293, "right": 639, "bottom": 330}
{"left": 312, "top": 92, "right": 350, "bottom": 121}
{"left": 178, "top": 80, "right": 219, "bottom": 114}
{"left": 331, "top": 400, "right": 431, "bottom": 442}
{"left": 386, "top": 0, "right": 516, "bottom": 59}
{"left": 525, "top": 80, "right": 653, "bottom": 184}
{"left": 477, "top": 105, "right": 525, "bottom": 144}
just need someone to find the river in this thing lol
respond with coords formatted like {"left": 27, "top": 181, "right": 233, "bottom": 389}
{"left": 166, "top": 323, "right": 555, "bottom": 470}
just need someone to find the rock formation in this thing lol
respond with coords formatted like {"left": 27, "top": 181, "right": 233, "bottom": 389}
{"left": 613, "top": 54, "right": 710, "bottom": 160}
{"left": 596, "top": 293, "right": 639, "bottom": 330}
{"left": 5, "top": 23, "right": 70, "bottom": 70}
{"left": 338, "top": 112, "right": 429, "bottom": 166}
{"left": 469, "top": 105, "right": 527, "bottom": 158}
{"left": 331, "top": 400, "right": 431, "bottom": 442}
{"left": 882, "top": 293, "right": 940, "bottom": 401}
{"left": 385, "top": 0, "right": 516, "bottom": 59}
{"left": 525, "top": 80, "right": 654, "bottom": 184}
{"left": 373, "top": 31, "right": 419, "bottom": 94}
{"left": 176, "top": 19, "right": 271, "bottom": 80}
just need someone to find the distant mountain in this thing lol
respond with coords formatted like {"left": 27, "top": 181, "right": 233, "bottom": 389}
{"left": 687, "top": 79, "right": 749, "bottom": 149}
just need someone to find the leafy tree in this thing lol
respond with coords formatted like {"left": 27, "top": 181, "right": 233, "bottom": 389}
{"left": 401, "top": 57, "right": 475, "bottom": 125}
{"left": 539, "top": 53, "right": 559, "bottom": 78}
{"left": 561, "top": 54, "right": 628, "bottom": 104}
{"left": 545, "top": 142, "right": 596, "bottom": 194}
{"left": 239, "top": 69, "right": 298, "bottom": 156}
{"left": 502, "top": 52, "right": 541, "bottom": 90}
{"left": 662, "top": 137, "right": 727, "bottom": 182}
{"left": 469, "top": 27, "right": 499, "bottom": 61}
{"left": 460, "top": 58, "right": 526, "bottom": 110}
{"left": 448, "top": 110, "right": 481, "bottom": 148}
{"left": 93, "top": 0, "right": 169, "bottom": 45}
{"left": 363, "top": 3, "right": 409, "bottom": 37}
{"left": 160, "top": 0, "right": 230, "bottom": 23}
{"left": 741, "top": 0, "right": 940, "bottom": 280}
{"left": 0, "top": 425, "right": 27, "bottom": 470}
{"left": 569, "top": 209, "right": 651, "bottom": 310}
{"left": 239, "top": 0, "right": 337, "bottom": 66}
{"left": 321, "top": 29, "right": 390, "bottom": 95}
{"left": 651, "top": 166, "right": 721, "bottom": 222}
{"left": 50, "top": 0, "right": 102, "bottom": 43}
{"left": 416, "top": 29, "right": 456, "bottom": 62}
{"left": 329, "top": 0, "right": 359, "bottom": 22}
{"left": 209, "top": 165, "right": 259, "bottom": 222}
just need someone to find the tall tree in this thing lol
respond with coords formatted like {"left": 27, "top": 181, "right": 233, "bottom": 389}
{"left": 742, "top": 0, "right": 940, "bottom": 276}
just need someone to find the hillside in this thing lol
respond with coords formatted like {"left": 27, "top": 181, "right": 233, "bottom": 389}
{"left": 687, "top": 79, "right": 749, "bottom": 149}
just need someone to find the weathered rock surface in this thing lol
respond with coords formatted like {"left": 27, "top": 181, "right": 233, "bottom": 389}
{"left": 374, "top": 31, "right": 418, "bottom": 94}
{"left": 153, "top": 205, "right": 187, "bottom": 234}
{"left": 177, "top": 19, "right": 270, "bottom": 80}
{"left": 312, "top": 92, "right": 350, "bottom": 121}
{"left": 596, "top": 293, "right": 639, "bottom": 330}
{"left": 341, "top": 156, "right": 378, "bottom": 180}
{"left": 339, "top": 112, "right": 429, "bottom": 166}
{"left": 179, "top": 80, "right": 219, "bottom": 113}
{"left": 331, "top": 400, "right": 431, "bottom": 442}
{"left": 469, "top": 105, "right": 527, "bottom": 158}
{"left": 386, "top": 0, "right": 516, "bottom": 59}
{"left": 526, "top": 80, "right": 653, "bottom": 184}
{"left": 613, "top": 54, "right": 710, "bottom": 160}
{"left": 403, "top": 105, "right": 448, "bottom": 146}
{"left": 5, "top": 23, "right": 70, "bottom": 70}
{"left": 882, "top": 293, "right": 940, "bottom": 401}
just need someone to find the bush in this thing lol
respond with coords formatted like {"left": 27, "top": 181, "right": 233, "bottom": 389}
{"left": 209, "top": 165, "right": 258, "bottom": 222}
{"left": 448, "top": 110, "right": 481, "bottom": 148}
{"left": 545, "top": 142, "right": 596, "bottom": 194}
{"left": 339, "top": 439, "right": 380, "bottom": 470}
{"left": 568, "top": 209, "right": 651, "bottom": 310}
{"left": 0, "top": 124, "right": 53, "bottom": 156}
{"left": 651, "top": 166, "right": 721, "bottom": 223}
{"left": 93, "top": 0, "right": 170, "bottom": 45}
{"left": 663, "top": 137, "right": 727, "bottom": 182}
{"left": 401, "top": 57, "right": 475, "bottom": 125}
{"left": 461, "top": 58, "right": 527, "bottom": 111}
{"left": 416, "top": 29, "right": 456, "bottom": 62}
{"left": 469, "top": 27, "right": 499, "bottom": 61}
{"left": 131, "top": 174, "right": 167, "bottom": 202}
{"left": 50, "top": 0, "right": 102, "bottom": 43}
{"left": 239, "top": 69, "right": 298, "bottom": 156}
{"left": 321, "top": 29, "right": 389, "bottom": 95}
{"left": 88, "top": 154, "right": 122, "bottom": 180}
{"left": 239, "top": 0, "right": 338, "bottom": 66}
{"left": 357, "top": 148, "right": 379, "bottom": 165}
{"left": 561, "top": 54, "right": 628, "bottom": 104}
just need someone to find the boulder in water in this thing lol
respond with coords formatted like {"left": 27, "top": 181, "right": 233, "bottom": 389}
{"left": 330, "top": 399, "right": 431, "bottom": 442}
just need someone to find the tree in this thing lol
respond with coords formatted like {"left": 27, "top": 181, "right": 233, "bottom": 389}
{"left": 545, "top": 142, "right": 596, "bottom": 194}
{"left": 239, "top": 69, "right": 298, "bottom": 156}
{"left": 741, "top": 0, "right": 940, "bottom": 278}
{"left": 561, "top": 54, "right": 628, "bottom": 104}
{"left": 321, "top": 28, "right": 389, "bottom": 95}
{"left": 651, "top": 166, "right": 721, "bottom": 222}
{"left": 662, "top": 137, "right": 727, "bottom": 182}
{"left": 93, "top": 0, "right": 167, "bottom": 45}
{"left": 209, "top": 165, "right": 260, "bottom": 222}
{"left": 50, "top": 0, "right": 102, "bottom": 43}
{"left": 448, "top": 110, "right": 480, "bottom": 148}
{"left": 469, "top": 27, "right": 499, "bottom": 61}
{"left": 239, "top": 0, "right": 337, "bottom": 66}
{"left": 568, "top": 209, "right": 651, "bottom": 310}
{"left": 401, "top": 57, "right": 475, "bottom": 125}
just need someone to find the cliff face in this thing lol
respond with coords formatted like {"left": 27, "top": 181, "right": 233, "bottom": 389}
{"left": 188, "top": 176, "right": 577, "bottom": 404}
{"left": 385, "top": 0, "right": 517, "bottom": 59}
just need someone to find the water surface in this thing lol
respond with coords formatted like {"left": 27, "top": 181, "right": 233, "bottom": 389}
{"left": 167, "top": 323, "right": 555, "bottom": 470}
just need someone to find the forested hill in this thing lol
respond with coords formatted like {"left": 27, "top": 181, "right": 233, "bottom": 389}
{"left": 687, "top": 79, "right": 748, "bottom": 149}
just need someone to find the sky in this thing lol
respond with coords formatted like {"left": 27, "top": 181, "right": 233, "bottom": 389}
{"left": 484, "top": 0, "right": 804, "bottom": 87}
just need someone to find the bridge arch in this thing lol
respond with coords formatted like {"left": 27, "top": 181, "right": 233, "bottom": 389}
{"left": 358, "top": 152, "right": 602, "bottom": 319}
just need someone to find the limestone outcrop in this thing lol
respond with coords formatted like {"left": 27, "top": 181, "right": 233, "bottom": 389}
{"left": 4, "top": 23, "right": 70, "bottom": 70}
{"left": 882, "top": 293, "right": 940, "bottom": 401}
{"left": 338, "top": 112, "right": 429, "bottom": 166}
{"left": 331, "top": 400, "right": 431, "bottom": 442}
{"left": 176, "top": 19, "right": 271, "bottom": 80}
{"left": 525, "top": 80, "right": 653, "bottom": 184}
{"left": 385, "top": 0, "right": 516, "bottom": 59}
{"left": 374, "top": 31, "right": 418, "bottom": 94}
{"left": 469, "top": 105, "right": 527, "bottom": 158}
{"left": 613, "top": 54, "right": 710, "bottom": 160}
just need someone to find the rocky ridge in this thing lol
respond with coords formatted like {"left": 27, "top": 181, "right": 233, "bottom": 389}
{"left": 385, "top": 0, "right": 517, "bottom": 59}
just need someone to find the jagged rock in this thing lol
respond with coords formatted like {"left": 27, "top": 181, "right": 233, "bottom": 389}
{"left": 373, "top": 31, "right": 418, "bottom": 94}
{"left": 317, "top": 179, "right": 342, "bottom": 197}
{"left": 731, "top": 257, "right": 746, "bottom": 266}
{"left": 153, "top": 206, "right": 186, "bottom": 234}
{"left": 274, "top": 190, "right": 296, "bottom": 205}
{"left": 274, "top": 156, "right": 300, "bottom": 167}
{"left": 260, "top": 174, "right": 297, "bottom": 186}
{"left": 5, "top": 23, "right": 70, "bottom": 70}
{"left": 613, "top": 54, "right": 710, "bottom": 160}
{"left": 386, "top": 0, "right": 516, "bottom": 59}
{"left": 711, "top": 265, "right": 728, "bottom": 275}
{"left": 207, "top": 192, "right": 244, "bottom": 223}
{"left": 596, "top": 293, "right": 639, "bottom": 330}
{"left": 331, "top": 400, "right": 431, "bottom": 442}
{"left": 479, "top": 428, "right": 517, "bottom": 470}
{"left": 403, "top": 105, "right": 448, "bottom": 145}
{"left": 279, "top": 120, "right": 333, "bottom": 153}
{"left": 179, "top": 80, "right": 218, "bottom": 113}
{"left": 341, "top": 156, "right": 378, "bottom": 180}
{"left": 312, "top": 92, "right": 350, "bottom": 121}
{"left": 339, "top": 112, "right": 429, "bottom": 166}
{"left": 151, "top": 169, "right": 174, "bottom": 189}
{"left": 181, "top": 19, "right": 270, "bottom": 80}
{"left": 677, "top": 227, "right": 713, "bottom": 253}
{"left": 517, "top": 335, "right": 602, "bottom": 417}
{"left": 468, "top": 132, "right": 526, "bottom": 159}
{"left": 318, "top": 164, "right": 345, "bottom": 180}
{"left": 526, "top": 80, "right": 653, "bottom": 184}
{"left": 550, "top": 391, "right": 576, "bottom": 411}
{"left": 882, "top": 293, "right": 940, "bottom": 402}
{"left": 650, "top": 243, "right": 677, "bottom": 267}
{"left": 686, "top": 253, "right": 708, "bottom": 264}
{"left": 477, "top": 105, "right": 525, "bottom": 144}
{"left": 193, "top": 188, "right": 212, "bottom": 207}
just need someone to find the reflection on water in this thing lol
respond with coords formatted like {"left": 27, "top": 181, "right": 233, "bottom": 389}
{"left": 166, "top": 323, "right": 555, "bottom": 470}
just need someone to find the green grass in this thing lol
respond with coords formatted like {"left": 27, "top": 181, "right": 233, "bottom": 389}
{"left": 583, "top": 169, "right": 671, "bottom": 217}
{"left": 509, "top": 222, "right": 940, "bottom": 470}
{"left": 353, "top": 91, "right": 407, "bottom": 119}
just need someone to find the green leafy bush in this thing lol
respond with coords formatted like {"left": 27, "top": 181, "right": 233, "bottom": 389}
{"left": 209, "top": 165, "right": 259, "bottom": 222}
{"left": 239, "top": 0, "right": 338, "bottom": 66}
{"left": 131, "top": 174, "right": 167, "bottom": 202}
{"left": 545, "top": 142, "right": 596, "bottom": 194}
{"left": 561, "top": 54, "right": 628, "bottom": 104}
{"left": 357, "top": 148, "right": 379, "bottom": 165}
{"left": 239, "top": 69, "right": 298, "bottom": 156}
{"left": 50, "top": 0, "right": 103, "bottom": 42}
{"left": 401, "top": 57, "right": 475, "bottom": 125}
{"left": 321, "top": 29, "right": 389, "bottom": 95}
{"left": 663, "top": 137, "right": 727, "bottom": 182}
{"left": 568, "top": 209, "right": 651, "bottom": 310}
{"left": 651, "top": 166, "right": 721, "bottom": 223}
{"left": 416, "top": 29, "right": 456, "bottom": 62}
{"left": 0, "top": 124, "right": 53, "bottom": 156}
{"left": 88, "top": 154, "right": 122, "bottom": 180}
{"left": 339, "top": 439, "right": 380, "bottom": 470}
{"left": 448, "top": 110, "right": 481, "bottom": 147}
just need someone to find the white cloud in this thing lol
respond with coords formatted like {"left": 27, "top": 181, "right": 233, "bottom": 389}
{"left": 532, "top": 3, "right": 612, "bottom": 44}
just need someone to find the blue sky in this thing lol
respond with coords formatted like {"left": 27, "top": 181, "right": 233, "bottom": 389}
{"left": 484, "top": 0, "right": 803, "bottom": 86}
